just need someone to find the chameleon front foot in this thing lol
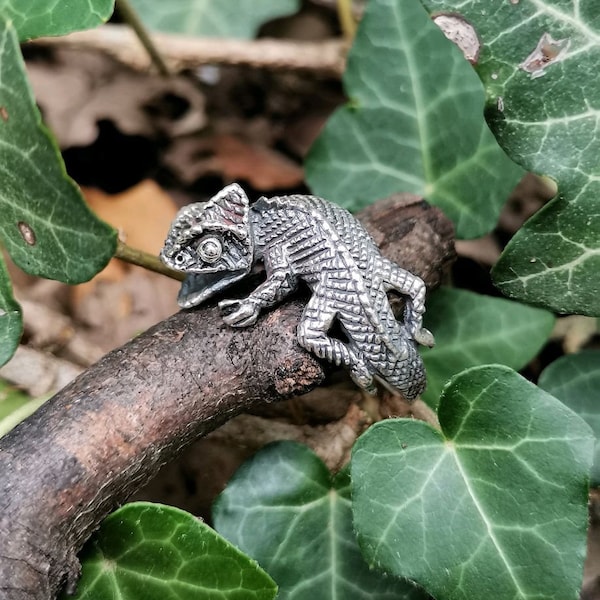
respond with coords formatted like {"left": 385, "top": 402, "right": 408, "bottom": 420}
{"left": 219, "top": 298, "right": 260, "bottom": 328}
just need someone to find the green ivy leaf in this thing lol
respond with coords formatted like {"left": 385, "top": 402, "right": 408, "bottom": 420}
{"left": 0, "top": 0, "right": 114, "bottom": 41}
{"left": 539, "top": 350, "right": 600, "bottom": 486}
{"left": 421, "top": 288, "right": 554, "bottom": 407}
{"left": 305, "top": 0, "right": 523, "bottom": 239}
{"left": 352, "top": 365, "right": 593, "bottom": 600}
{"left": 493, "top": 195, "right": 600, "bottom": 315}
{"left": 0, "top": 257, "right": 21, "bottom": 367}
{"left": 129, "top": 0, "right": 300, "bottom": 39}
{"left": 64, "top": 502, "right": 277, "bottom": 600}
{"left": 0, "top": 19, "right": 116, "bottom": 282}
{"left": 418, "top": 0, "right": 600, "bottom": 314}
{"left": 213, "top": 442, "right": 427, "bottom": 599}
{"left": 0, "top": 379, "right": 46, "bottom": 438}
{"left": 0, "top": 379, "right": 29, "bottom": 421}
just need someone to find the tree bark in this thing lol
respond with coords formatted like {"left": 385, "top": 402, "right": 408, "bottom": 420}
{"left": 0, "top": 195, "right": 455, "bottom": 600}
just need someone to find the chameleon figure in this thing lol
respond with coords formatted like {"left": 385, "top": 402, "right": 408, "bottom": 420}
{"left": 160, "top": 184, "right": 434, "bottom": 399}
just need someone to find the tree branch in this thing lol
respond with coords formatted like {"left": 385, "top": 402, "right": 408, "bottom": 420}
{"left": 0, "top": 195, "right": 455, "bottom": 600}
{"left": 33, "top": 25, "right": 347, "bottom": 77}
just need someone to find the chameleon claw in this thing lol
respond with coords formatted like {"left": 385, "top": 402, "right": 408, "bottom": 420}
{"left": 229, "top": 315, "right": 259, "bottom": 328}
{"left": 413, "top": 327, "right": 435, "bottom": 348}
{"left": 349, "top": 363, "right": 377, "bottom": 395}
{"left": 219, "top": 299, "right": 260, "bottom": 328}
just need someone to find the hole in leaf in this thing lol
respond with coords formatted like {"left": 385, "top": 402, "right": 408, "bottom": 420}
{"left": 519, "top": 32, "right": 570, "bottom": 79}
{"left": 432, "top": 13, "right": 481, "bottom": 64}
{"left": 17, "top": 222, "right": 36, "bottom": 246}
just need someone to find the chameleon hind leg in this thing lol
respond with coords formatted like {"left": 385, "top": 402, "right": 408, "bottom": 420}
{"left": 382, "top": 258, "right": 434, "bottom": 347}
{"left": 297, "top": 296, "right": 376, "bottom": 394}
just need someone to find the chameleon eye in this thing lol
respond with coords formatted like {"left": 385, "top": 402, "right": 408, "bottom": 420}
{"left": 198, "top": 237, "right": 222, "bottom": 263}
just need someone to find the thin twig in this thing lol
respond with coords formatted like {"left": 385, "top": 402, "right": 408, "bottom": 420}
{"left": 115, "top": 240, "right": 185, "bottom": 281}
{"left": 115, "top": 0, "right": 172, "bottom": 76}
{"left": 336, "top": 0, "right": 357, "bottom": 42}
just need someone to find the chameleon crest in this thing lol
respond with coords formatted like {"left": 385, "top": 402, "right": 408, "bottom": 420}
{"left": 161, "top": 184, "right": 433, "bottom": 400}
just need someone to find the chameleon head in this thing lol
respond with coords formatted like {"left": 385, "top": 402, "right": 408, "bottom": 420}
{"left": 160, "top": 184, "right": 255, "bottom": 308}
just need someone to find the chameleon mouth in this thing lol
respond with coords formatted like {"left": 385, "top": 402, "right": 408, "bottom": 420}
{"left": 177, "top": 269, "right": 248, "bottom": 309}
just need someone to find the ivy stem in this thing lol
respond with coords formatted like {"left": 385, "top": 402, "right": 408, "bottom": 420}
{"left": 115, "top": 240, "right": 185, "bottom": 281}
{"left": 336, "top": 0, "right": 357, "bottom": 43}
{"left": 115, "top": 0, "right": 171, "bottom": 76}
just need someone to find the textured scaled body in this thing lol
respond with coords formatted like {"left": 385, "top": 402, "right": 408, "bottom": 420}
{"left": 161, "top": 184, "right": 433, "bottom": 399}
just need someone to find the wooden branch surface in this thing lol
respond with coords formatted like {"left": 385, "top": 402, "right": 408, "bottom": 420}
{"left": 34, "top": 25, "right": 347, "bottom": 77}
{"left": 0, "top": 195, "right": 455, "bottom": 600}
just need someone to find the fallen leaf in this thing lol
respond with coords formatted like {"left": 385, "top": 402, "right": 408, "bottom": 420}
{"left": 551, "top": 316, "right": 599, "bottom": 354}
{"left": 84, "top": 180, "right": 177, "bottom": 254}
{"left": 164, "top": 133, "right": 304, "bottom": 190}
{"left": 27, "top": 48, "right": 206, "bottom": 148}
{"left": 71, "top": 181, "right": 180, "bottom": 351}
{"left": 455, "top": 234, "right": 501, "bottom": 265}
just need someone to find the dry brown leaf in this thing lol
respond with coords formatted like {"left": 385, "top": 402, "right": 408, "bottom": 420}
{"left": 84, "top": 180, "right": 178, "bottom": 254}
{"left": 282, "top": 111, "right": 332, "bottom": 157}
{"left": 0, "top": 346, "right": 83, "bottom": 397}
{"left": 455, "top": 234, "right": 501, "bottom": 265}
{"left": 499, "top": 173, "right": 556, "bottom": 234}
{"left": 212, "top": 135, "right": 304, "bottom": 189}
{"left": 551, "top": 315, "right": 599, "bottom": 354}
{"left": 583, "top": 491, "right": 600, "bottom": 600}
{"left": 164, "top": 133, "right": 304, "bottom": 190}
{"left": 71, "top": 181, "right": 180, "bottom": 351}
{"left": 27, "top": 48, "right": 206, "bottom": 148}
{"left": 133, "top": 401, "right": 369, "bottom": 518}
